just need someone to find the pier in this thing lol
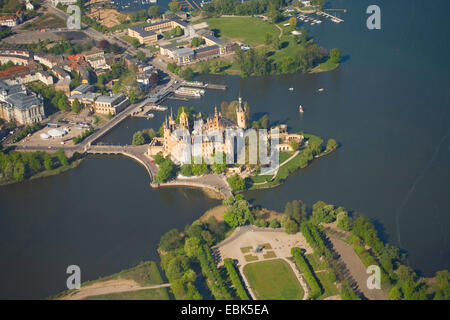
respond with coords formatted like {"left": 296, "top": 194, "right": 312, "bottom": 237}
{"left": 317, "top": 11, "right": 344, "bottom": 23}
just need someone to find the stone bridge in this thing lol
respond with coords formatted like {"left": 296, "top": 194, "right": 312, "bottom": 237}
{"left": 87, "top": 144, "right": 158, "bottom": 180}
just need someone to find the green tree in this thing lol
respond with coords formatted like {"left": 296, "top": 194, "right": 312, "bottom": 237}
{"left": 129, "top": 90, "right": 136, "bottom": 104}
{"left": 132, "top": 131, "right": 146, "bottom": 145}
{"left": 136, "top": 50, "right": 146, "bottom": 62}
{"left": 282, "top": 218, "right": 298, "bottom": 234}
{"left": 180, "top": 164, "right": 193, "bottom": 176}
{"left": 159, "top": 228, "right": 182, "bottom": 251}
{"left": 227, "top": 174, "right": 246, "bottom": 192}
{"left": 71, "top": 99, "right": 81, "bottom": 114}
{"left": 326, "top": 138, "right": 338, "bottom": 151}
{"left": 131, "top": 38, "right": 141, "bottom": 48}
{"left": 389, "top": 286, "right": 402, "bottom": 300}
{"left": 180, "top": 67, "right": 195, "bottom": 80}
{"left": 264, "top": 33, "right": 273, "bottom": 45}
{"left": 330, "top": 48, "right": 342, "bottom": 64}
{"left": 43, "top": 153, "right": 53, "bottom": 171}
{"left": 13, "top": 161, "right": 25, "bottom": 181}
{"left": 191, "top": 37, "right": 205, "bottom": 48}
{"left": 56, "top": 149, "right": 68, "bottom": 166}
{"left": 148, "top": 5, "right": 160, "bottom": 18}
{"left": 269, "top": 219, "right": 281, "bottom": 228}
{"left": 168, "top": 0, "right": 180, "bottom": 13}
{"left": 184, "top": 237, "right": 202, "bottom": 257}
{"left": 155, "top": 158, "right": 176, "bottom": 183}
{"left": 289, "top": 16, "right": 298, "bottom": 29}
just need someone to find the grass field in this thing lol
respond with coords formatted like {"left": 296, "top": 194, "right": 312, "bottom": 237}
{"left": 244, "top": 254, "right": 259, "bottom": 262}
{"left": 310, "top": 58, "right": 339, "bottom": 73}
{"left": 243, "top": 259, "right": 304, "bottom": 299}
{"left": 198, "top": 17, "right": 279, "bottom": 46}
{"left": 316, "top": 271, "right": 339, "bottom": 299}
{"left": 84, "top": 288, "right": 169, "bottom": 300}
{"left": 240, "top": 246, "right": 253, "bottom": 253}
{"left": 22, "top": 14, "right": 66, "bottom": 30}
{"left": 263, "top": 251, "right": 277, "bottom": 259}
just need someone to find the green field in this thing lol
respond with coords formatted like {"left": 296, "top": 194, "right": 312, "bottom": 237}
{"left": 49, "top": 261, "right": 167, "bottom": 299}
{"left": 84, "top": 288, "right": 169, "bottom": 300}
{"left": 198, "top": 17, "right": 279, "bottom": 46}
{"left": 22, "top": 14, "right": 66, "bottom": 30}
{"left": 243, "top": 259, "right": 304, "bottom": 299}
{"left": 311, "top": 58, "right": 339, "bottom": 73}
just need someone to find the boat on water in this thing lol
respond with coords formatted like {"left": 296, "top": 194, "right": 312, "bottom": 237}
{"left": 299, "top": 105, "right": 304, "bottom": 113}
{"left": 318, "top": 88, "right": 324, "bottom": 92}
{"left": 289, "top": 87, "right": 294, "bottom": 91}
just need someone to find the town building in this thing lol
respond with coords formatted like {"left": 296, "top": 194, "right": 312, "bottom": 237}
{"left": 0, "top": 82, "right": 45, "bottom": 125}
{"left": 93, "top": 93, "right": 129, "bottom": 115}
{"left": 127, "top": 18, "right": 189, "bottom": 45}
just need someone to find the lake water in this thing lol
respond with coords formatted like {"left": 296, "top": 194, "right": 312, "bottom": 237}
{"left": 0, "top": 0, "right": 449, "bottom": 298}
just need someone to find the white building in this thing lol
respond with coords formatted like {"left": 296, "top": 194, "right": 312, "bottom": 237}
{"left": 0, "top": 82, "right": 45, "bottom": 125}
{"left": 26, "top": 0, "right": 34, "bottom": 11}
{"left": 0, "top": 16, "right": 18, "bottom": 27}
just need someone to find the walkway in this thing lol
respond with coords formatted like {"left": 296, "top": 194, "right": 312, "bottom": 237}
{"left": 156, "top": 174, "right": 232, "bottom": 198}
{"left": 60, "top": 279, "right": 171, "bottom": 300}
{"left": 87, "top": 145, "right": 158, "bottom": 180}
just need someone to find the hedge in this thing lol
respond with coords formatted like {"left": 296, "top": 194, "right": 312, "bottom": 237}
{"left": 223, "top": 258, "right": 250, "bottom": 300}
{"left": 291, "top": 247, "right": 322, "bottom": 299}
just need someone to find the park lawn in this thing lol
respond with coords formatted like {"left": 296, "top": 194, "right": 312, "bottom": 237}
{"left": 84, "top": 288, "right": 170, "bottom": 300}
{"left": 22, "top": 13, "right": 66, "bottom": 30}
{"left": 199, "top": 17, "right": 279, "bottom": 46}
{"left": 310, "top": 58, "right": 339, "bottom": 73}
{"left": 305, "top": 252, "right": 328, "bottom": 271}
{"left": 79, "top": 261, "right": 164, "bottom": 288}
{"left": 263, "top": 251, "right": 277, "bottom": 259}
{"left": 243, "top": 259, "right": 304, "bottom": 300}
{"left": 244, "top": 254, "right": 259, "bottom": 262}
{"left": 240, "top": 246, "right": 253, "bottom": 254}
{"left": 316, "top": 271, "right": 339, "bottom": 300}
{"left": 279, "top": 151, "right": 294, "bottom": 163}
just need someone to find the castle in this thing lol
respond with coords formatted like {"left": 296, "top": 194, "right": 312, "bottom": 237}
{"left": 148, "top": 97, "right": 247, "bottom": 163}
{"left": 147, "top": 97, "right": 304, "bottom": 165}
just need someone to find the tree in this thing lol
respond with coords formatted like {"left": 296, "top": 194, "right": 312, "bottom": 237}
{"left": 129, "top": 90, "right": 136, "bottom": 104}
{"left": 269, "top": 219, "right": 281, "bottom": 228}
{"left": 71, "top": 99, "right": 81, "bottom": 114}
{"left": 180, "top": 67, "right": 195, "bottom": 80}
{"left": 168, "top": 0, "right": 181, "bottom": 13}
{"left": 272, "top": 37, "right": 281, "bottom": 50}
{"left": 180, "top": 164, "right": 193, "bottom": 176}
{"left": 159, "top": 228, "right": 182, "bottom": 252}
{"left": 43, "top": 153, "right": 53, "bottom": 171}
{"left": 326, "top": 138, "right": 338, "bottom": 151}
{"left": 132, "top": 131, "right": 146, "bottom": 145}
{"left": 264, "top": 33, "right": 273, "bottom": 45}
{"left": 227, "top": 174, "right": 246, "bottom": 192}
{"left": 330, "top": 48, "right": 342, "bottom": 64}
{"left": 184, "top": 237, "right": 202, "bottom": 257}
{"left": 136, "top": 50, "right": 146, "bottom": 62}
{"left": 282, "top": 218, "right": 298, "bottom": 234}
{"left": 191, "top": 37, "right": 205, "bottom": 48}
{"left": 148, "top": 5, "right": 160, "bottom": 18}
{"left": 289, "top": 16, "right": 298, "bottom": 29}
{"left": 155, "top": 158, "right": 176, "bottom": 183}
{"left": 389, "top": 286, "right": 402, "bottom": 300}
{"left": 337, "top": 211, "right": 350, "bottom": 231}
{"left": 289, "top": 140, "right": 299, "bottom": 151}
{"left": 56, "top": 149, "right": 68, "bottom": 166}
{"left": 131, "top": 38, "right": 140, "bottom": 48}
{"left": 13, "top": 161, "right": 25, "bottom": 181}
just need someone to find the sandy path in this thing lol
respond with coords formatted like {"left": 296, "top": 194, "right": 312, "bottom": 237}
{"left": 329, "top": 238, "right": 388, "bottom": 300}
{"left": 60, "top": 279, "right": 171, "bottom": 300}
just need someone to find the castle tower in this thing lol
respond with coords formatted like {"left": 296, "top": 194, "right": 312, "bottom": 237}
{"left": 179, "top": 107, "right": 189, "bottom": 129}
{"left": 236, "top": 95, "right": 246, "bottom": 129}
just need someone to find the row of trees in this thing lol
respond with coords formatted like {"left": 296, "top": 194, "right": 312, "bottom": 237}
{"left": 158, "top": 212, "right": 231, "bottom": 299}
{"left": 0, "top": 149, "right": 69, "bottom": 183}
{"left": 202, "top": 0, "right": 284, "bottom": 19}
{"left": 291, "top": 247, "right": 323, "bottom": 299}
{"left": 10, "top": 122, "right": 42, "bottom": 143}
{"left": 223, "top": 258, "right": 250, "bottom": 300}
{"left": 72, "top": 126, "right": 94, "bottom": 144}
